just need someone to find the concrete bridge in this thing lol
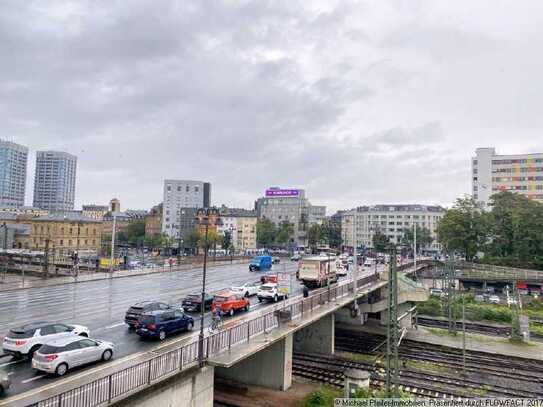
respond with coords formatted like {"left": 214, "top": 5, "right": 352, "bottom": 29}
{"left": 6, "top": 261, "right": 432, "bottom": 407}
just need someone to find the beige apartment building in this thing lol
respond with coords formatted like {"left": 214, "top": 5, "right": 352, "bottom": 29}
{"left": 217, "top": 209, "right": 257, "bottom": 252}
{"left": 472, "top": 147, "right": 543, "bottom": 208}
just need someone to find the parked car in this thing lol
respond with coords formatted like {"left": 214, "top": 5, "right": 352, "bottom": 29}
{"left": 429, "top": 288, "right": 444, "bottom": 297}
{"left": 249, "top": 255, "right": 272, "bottom": 271}
{"left": 136, "top": 309, "right": 194, "bottom": 341}
{"left": 212, "top": 291, "right": 250, "bottom": 316}
{"left": 32, "top": 336, "right": 114, "bottom": 376}
{"left": 257, "top": 283, "right": 288, "bottom": 303}
{"left": 124, "top": 301, "right": 172, "bottom": 328}
{"left": 0, "top": 371, "right": 10, "bottom": 397}
{"left": 272, "top": 257, "right": 281, "bottom": 264}
{"left": 474, "top": 294, "right": 485, "bottom": 302}
{"left": 231, "top": 282, "right": 260, "bottom": 297}
{"left": 181, "top": 293, "right": 213, "bottom": 312}
{"left": 2, "top": 322, "right": 90, "bottom": 359}
{"left": 489, "top": 295, "right": 500, "bottom": 304}
{"left": 290, "top": 253, "right": 302, "bottom": 261}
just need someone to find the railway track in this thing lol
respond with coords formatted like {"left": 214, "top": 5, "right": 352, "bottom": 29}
{"left": 293, "top": 352, "right": 543, "bottom": 399}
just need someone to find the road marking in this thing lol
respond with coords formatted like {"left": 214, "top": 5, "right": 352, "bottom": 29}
{"left": 103, "top": 322, "right": 125, "bottom": 330}
{"left": 0, "top": 359, "right": 24, "bottom": 368}
{"left": 21, "top": 374, "right": 47, "bottom": 384}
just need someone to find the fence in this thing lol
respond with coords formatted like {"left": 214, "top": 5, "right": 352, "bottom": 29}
{"left": 459, "top": 262, "right": 543, "bottom": 282}
{"left": 29, "top": 265, "right": 417, "bottom": 407}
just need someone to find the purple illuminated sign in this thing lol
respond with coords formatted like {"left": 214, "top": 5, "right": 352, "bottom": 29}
{"left": 265, "top": 188, "right": 300, "bottom": 197}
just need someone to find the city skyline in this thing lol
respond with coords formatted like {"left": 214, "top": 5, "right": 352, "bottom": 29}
{"left": 3, "top": 2, "right": 543, "bottom": 213}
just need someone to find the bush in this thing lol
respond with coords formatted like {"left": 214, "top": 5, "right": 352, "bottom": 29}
{"left": 301, "top": 386, "right": 342, "bottom": 407}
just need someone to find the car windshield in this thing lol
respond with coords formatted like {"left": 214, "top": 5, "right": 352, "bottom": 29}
{"left": 39, "top": 344, "right": 64, "bottom": 354}
{"left": 261, "top": 286, "right": 273, "bottom": 291}
{"left": 214, "top": 296, "right": 227, "bottom": 302}
{"left": 186, "top": 295, "right": 200, "bottom": 301}
{"left": 8, "top": 329, "right": 35, "bottom": 339}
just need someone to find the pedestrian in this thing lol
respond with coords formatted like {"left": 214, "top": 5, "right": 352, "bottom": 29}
{"left": 303, "top": 285, "right": 309, "bottom": 298}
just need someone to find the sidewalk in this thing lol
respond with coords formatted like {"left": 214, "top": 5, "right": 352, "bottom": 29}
{"left": 0, "top": 258, "right": 248, "bottom": 292}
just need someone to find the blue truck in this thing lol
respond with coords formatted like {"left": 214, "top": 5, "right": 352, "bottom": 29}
{"left": 249, "top": 255, "right": 272, "bottom": 271}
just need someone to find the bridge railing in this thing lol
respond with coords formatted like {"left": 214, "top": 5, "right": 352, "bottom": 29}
{"left": 459, "top": 262, "right": 543, "bottom": 281}
{"left": 30, "top": 265, "right": 427, "bottom": 407}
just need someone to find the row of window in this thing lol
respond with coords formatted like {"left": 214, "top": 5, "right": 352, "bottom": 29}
{"left": 492, "top": 158, "right": 543, "bottom": 165}
{"left": 33, "top": 238, "right": 97, "bottom": 246}
{"left": 166, "top": 185, "right": 200, "bottom": 193}
{"left": 33, "top": 225, "right": 98, "bottom": 235}
{"left": 493, "top": 176, "right": 543, "bottom": 182}
{"left": 492, "top": 185, "right": 543, "bottom": 191}
{"left": 492, "top": 167, "right": 543, "bottom": 174}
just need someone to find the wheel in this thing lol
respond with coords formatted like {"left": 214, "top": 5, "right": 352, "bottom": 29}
{"left": 28, "top": 345, "right": 41, "bottom": 359}
{"left": 79, "top": 332, "right": 88, "bottom": 337}
{"left": 158, "top": 330, "right": 166, "bottom": 341}
{"left": 245, "top": 303, "right": 249, "bottom": 311}
{"left": 274, "top": 294, "right": 278, "bottom": 303}
{"left": 55, "top": 363, "right": 68, "bottom": 377}
{"left": 101, "top": 349, "right": 113, "bottom": 361}
{"left": 285, "top": 294, "right": 288, "bottom": 300}
{"left": 258, "top": 297, "right": 262, "bottom": 303}
{"left": 229, "top": 308, "right": 234, "bottom": 317}
{"left": 187, "top": 321, "right": 194, "bottom": 331}
{"left": 0, "top": 384, "right": 4, "bottom": 397}
{"left": 244, "top": 291, "right": 249, "bottom": 298}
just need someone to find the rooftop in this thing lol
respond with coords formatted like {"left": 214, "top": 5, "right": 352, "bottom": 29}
{"left": 33, "top": 213, "right": 101, "bottom": 223}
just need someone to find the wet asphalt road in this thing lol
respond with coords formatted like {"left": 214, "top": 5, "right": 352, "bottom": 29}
{"left": 0, "top": 260, "right": 301, "bottom": 398}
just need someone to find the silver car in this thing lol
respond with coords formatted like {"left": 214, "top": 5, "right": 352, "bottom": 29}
{"left": 0, "top": 372, "right": 10, "bottom": 397}
{"left": 32, "top": 336, "right": 114, "bottom": 376}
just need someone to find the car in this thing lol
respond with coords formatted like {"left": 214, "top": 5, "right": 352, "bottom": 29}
{"left": 136, "top": 309, "right": 194, "bottom": 341}
{"left": 257, "top": 283, "right": 288, "bottom": 303}
{"left": 336, "top": 265, "right": 348, "bottom": 277}
{"left": 231, "top": 282, "right": 260, "bottom": 297}
{"left": 0, "top": 371, "right": 10, "bottom": 397}
{"left": 249, "top": 255, "right": 272, "bottom": 271}
{"left": 2, "top": 322, "right": 90, "bottom": 359}
{"left": 290, "top": 254, "right": 302, "bottom": 261}
{"left": 181, "top": 293, "right": 214, "bottom": 312}
{"left": 32, "top": 336, "right": 114, "bottom": 376}
{"left": 429, "top": 288, "right": 444, "bottom": 297}
{"left": 212, "top": 291, "right": 250, "bottom": 316}
{"left": 125, "top": 301, "right": 172, "bottom": 328}
{"left": 507, "top": 297, "right": 518, "bottom": 306}
{"left": 272, "top": 257, "right": 281, "bottom": 264}
{"left": 474, "top": 294, "right": 485, "bottom": 302}
{"left": 489, "top": 295, "right": 500, "bottom": 304}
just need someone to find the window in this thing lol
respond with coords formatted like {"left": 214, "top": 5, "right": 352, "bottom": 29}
{"left": 78, "top": 339, "right": 97, "bottom": 348}
{"left": 167, "top": 185, "right": 171, "bottom": 192}
{"left": 60, "top": 239, "right": 63, "bottom": 246}
{"left": 186, "top": 185, "right": 190, "bottom": 192}
{"left": 177, "top": 186, "right": 181, "bottom": 192}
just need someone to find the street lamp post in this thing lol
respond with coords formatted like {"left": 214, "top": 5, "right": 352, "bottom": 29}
{"left": 197, "top": 208, "right": 221, "bottom": 368}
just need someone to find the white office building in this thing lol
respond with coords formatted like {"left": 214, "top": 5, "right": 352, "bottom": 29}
{"left": 341, "top": 205, "right": 445, "bottom": 252}
{"left": 0, "top": 140, "right": 28, "bottom": 208}
{"left": 33, "top": 151, "right": 77, "bottom": 211}
{"left": 161, "top": 180, "right": 211, "bottom": 238}
{"left": 472, "top": 147, "right": 543, "bottom": 207}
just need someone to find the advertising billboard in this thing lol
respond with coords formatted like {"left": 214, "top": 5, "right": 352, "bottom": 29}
{"left": 265, "top": 188, "right": 300, "bottom": 197}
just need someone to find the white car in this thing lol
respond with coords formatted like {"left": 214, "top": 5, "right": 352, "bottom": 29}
{"left": 231, "top": 281, "right": 260, "bottom": 297}
{"left": 257, "top": 283, "right": 288, "bottom": 303}
{"left": 489, "top": 295, "right": 500, "bottom": 304}
{"left": 3, "top": 322, "right": 90, "bottom": 359}
{"left": 507, "top": 297, "right": 518, "bottom": 306}
{"left": 32, "top": 336, "right": 114, "bottom": 376}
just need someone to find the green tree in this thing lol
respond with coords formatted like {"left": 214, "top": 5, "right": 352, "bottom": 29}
{"left": 372, "top": 229, "right": 390, "bottom": 252}
{"left": 322, "top": 223, "right": 342, "bottom": 249}
{"left": 307, "top": 224, "right": 322, "bottom": 251}
{"left": 144, "top": 233, "right": 167, "bottom": 249}
{"left": 437, "top": 196, "right": 488, "bottom": 260}
{"left": 256, "top": 218, "right": 276, "bottom": 246}
{"left": 401, "top": 226, "right": 433, "bottom": 251}
{"left": 199, "top": 229, "right": 222, "bottom": 250}
{"left": 184, "top": 229, "right": 201, "bottom": 255}
{"left": 222, "top": 230, "right": 233, "bottom": 253}
{"left": 276, "top": 221, "right": 294, "bottom": 246}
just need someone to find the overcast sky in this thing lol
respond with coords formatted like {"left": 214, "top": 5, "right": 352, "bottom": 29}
{"left": 2, "top": 1, "right": 543, "bottom": 213}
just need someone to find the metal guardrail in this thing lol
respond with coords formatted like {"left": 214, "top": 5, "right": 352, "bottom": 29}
{"left": 28, "top": 265, "right": 424, "bottom": 407}
{"left": 459, "top": 262, "right": 543, "bottom": 282}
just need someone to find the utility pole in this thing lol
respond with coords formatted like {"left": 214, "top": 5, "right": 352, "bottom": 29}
{"left": 446, "top": 257, "right": 457, "bottom": 335}
{"left": 109, "top": 214, "right": 117, "bottom": 275}
{"left": 413, "top": 223, "right": 417, "bottom": 271}
{"left": 43, "top": 238, "right": 49, "bottom": 278}
{"left": 385, "top": 245, "right": 400, "bottom": 397}
{"left": 352, "top": 212, "right": 358, "bottom": 295}
{"left": 462, "top": 292, "right": 466, "bottom": 376}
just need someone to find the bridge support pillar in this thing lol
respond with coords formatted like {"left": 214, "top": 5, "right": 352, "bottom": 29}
{"left": 294, "top": 313, "right": 335, "bottom": 355}
{"left": 215, "top": 333, "right": 293, "bottom": 391}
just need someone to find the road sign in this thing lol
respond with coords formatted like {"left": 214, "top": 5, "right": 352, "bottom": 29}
{"left": 277, "top": 271, "right": 290, "bottom": 295}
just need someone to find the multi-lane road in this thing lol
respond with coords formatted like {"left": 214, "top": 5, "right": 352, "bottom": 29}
{"left": 0, "top": 260, "right": 301, "bottom": 398}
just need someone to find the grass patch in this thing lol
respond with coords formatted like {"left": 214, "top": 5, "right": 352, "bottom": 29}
{"left": 405, "top": 359, "right": 450, "bottom": 374}
{"left": 336, "top": 351, "right": 378, "bottom": 365}
{"left": 299, "top": 386, "right": 342, "bottom": 407}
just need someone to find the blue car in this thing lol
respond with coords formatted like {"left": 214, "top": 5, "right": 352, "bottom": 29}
{"left": 136, "top": 309, "right": 194, "bottom": 341}
{"left": 249, "top": 255, "right": 272, "bottom": 271}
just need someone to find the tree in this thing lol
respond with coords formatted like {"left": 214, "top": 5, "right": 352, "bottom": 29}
{"left": 437, "top": 196, "right": 488, "bottom": 261}
{"left": 222, "top": 230, "right": 233, "bottom": 253}
{"left": 256, "top": 218, "right": 276, "bottom": 246}
{"left": 144, "top": 233, "right": 167, "bottom": 249}
{"left": 372, "top": 229, "right": 390, "bottom": 252}
{"left": 323, "top": 223, "right": 342, "bottom": 249}
{"left": 307, "top": 224, "right": 322, "bottom": 251}
{"left": 198, "top": 229, "right": 222, "bottom": 250}
{"left": 401, "top": 226, "right": 433, "bottom": 252}
{"left": 184, "top": 229, "right": 201, "bottom": 255}
{"left": 275, "top": 222, "right": 294, "bottom": 246}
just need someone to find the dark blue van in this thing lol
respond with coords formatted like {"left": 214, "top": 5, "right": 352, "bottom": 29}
{"left": 249, "top": 255, "right": 272, "bottom": 271}
{"left": 136, "top": 309, "right": 194, "bottom": 341}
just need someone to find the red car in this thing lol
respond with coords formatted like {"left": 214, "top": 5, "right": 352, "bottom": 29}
{"left": 212, "top": 291, "right": 250, "bottom": 316}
